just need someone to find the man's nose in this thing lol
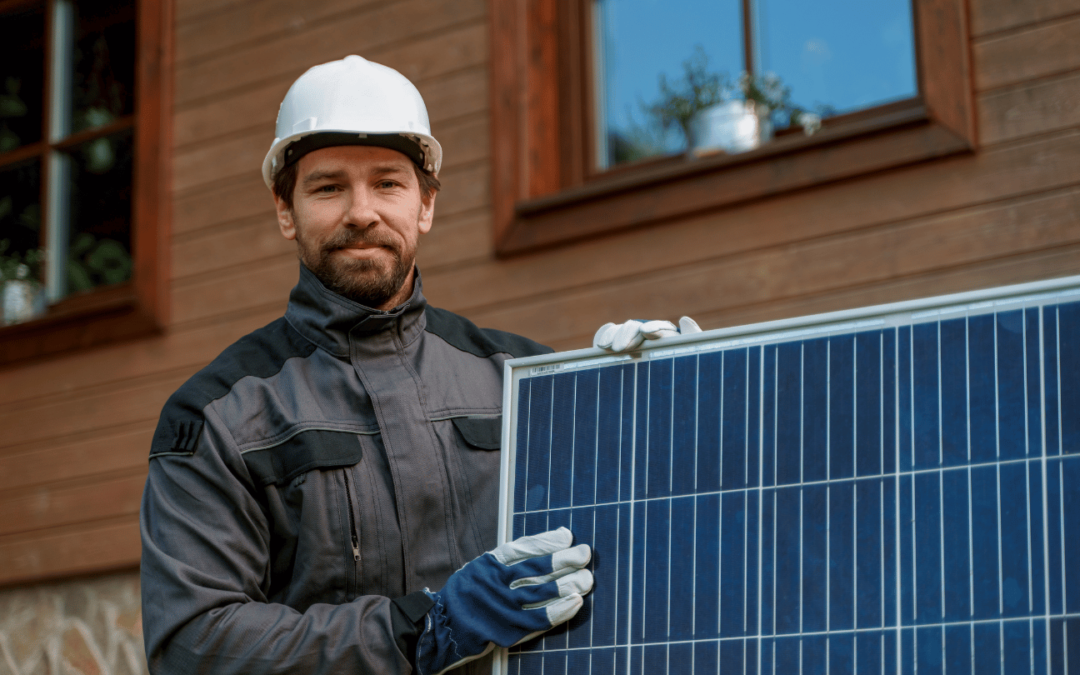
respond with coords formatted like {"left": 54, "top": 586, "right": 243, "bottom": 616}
{"left": 345, "top": 186, "right": 379, "bottom": 227}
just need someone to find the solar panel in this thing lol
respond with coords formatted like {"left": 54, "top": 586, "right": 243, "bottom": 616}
{"left": 494, "top": 276, "right": 1080, "bottom": 675}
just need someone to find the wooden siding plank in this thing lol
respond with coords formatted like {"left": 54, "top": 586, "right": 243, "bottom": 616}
{"left": 0, "top": 310, "right": 280, "bottom": 408}
{"left": 462, "top": 187, "right": 1080, "bottom": 348}
{"left": 173, "top": 174, "right": 273, "bottom": 236}
{"left": 173, "top": 65, "right": 486, "bottom": 149}
{"left": 174, "top": 4, "right": 486, "bottom": 107}
{"left": 0, "top": 427, "right": 152, "bottom": 492}
{"left": 0, "top": 376, "right": 190, "bottom": 449}
{"left": 177, "top": 0, "right": 383, "bottom": 64}
{"left": 970, "top": 0, "right": 1080, "bottom": 37}
{"left": 0, "top": 472, "right": 145, "bottom": 538}
{"left": 979, "top": 70, "right": 1080, "bottom": 145}
{"left": 974, "top": 14, "right": 1080, "bottom": 91}
{"left": 542, "top": 247, "right": 1080, "bottom": 353}
{"left": 173, "top": 215, "right": 293, "bottom": 281}
{"left": 416, "top": 210, "right": 493, "bottom": 272}
{"left": 423, "top": 131, "right": 1080, "bottom": 314}
{"left": 0, "top": 518, "right": 141, "bottom": 588}
{"left": 173, "top": 128, "right": 267, "bottom": 193}
{"left": 176, "top": 0, "right": 248, "bottom": 24}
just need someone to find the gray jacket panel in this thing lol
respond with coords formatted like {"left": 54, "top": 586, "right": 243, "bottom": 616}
{"left": 141, "top": 266, "right": 550, "bottom": 674}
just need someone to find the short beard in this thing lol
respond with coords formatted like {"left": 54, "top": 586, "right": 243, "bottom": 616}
{"left": 297, "top": 225, "right": 414, "bottom": 309}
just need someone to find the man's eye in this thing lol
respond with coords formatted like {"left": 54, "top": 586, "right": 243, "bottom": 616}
{"left": 317, "top": 185, "right": 339, "bottom": 192}
{"left": 378, "top": 180, "right": 399, "bottom": 189}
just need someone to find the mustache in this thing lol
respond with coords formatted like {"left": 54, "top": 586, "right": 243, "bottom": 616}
{"left": 320, "top": 229, "right": 398, "bottom": 252}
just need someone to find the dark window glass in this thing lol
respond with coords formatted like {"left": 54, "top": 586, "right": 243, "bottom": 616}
{"left": 70, "top": 0, "right": 136, "bottom": 134}
{"left": 0, "top": 4, "right": 46, "bottom": 153}
{"left": 62, "top": 129, "right": 133, "bottom": 294}
{"left": 0, "top": 159, "right": 43, "bottom": 278}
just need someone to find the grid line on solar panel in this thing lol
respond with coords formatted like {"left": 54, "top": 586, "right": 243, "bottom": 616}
{"left": 500, "top": 297, "right": 1080, "bottom": 675}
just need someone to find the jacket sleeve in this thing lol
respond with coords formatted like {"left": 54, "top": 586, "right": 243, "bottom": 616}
{"left": 140, "top": 404, "right": 420, "bottom": 674}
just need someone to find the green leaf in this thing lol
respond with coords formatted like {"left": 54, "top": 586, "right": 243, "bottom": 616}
{"left": 86, "top": 239, "right": 132, "bottom": 285}
{"left": 0, "top": 94, "right": 27, "bottom": 118}
{"left": 67, "top": 259, "right": 94, "bottom": 293}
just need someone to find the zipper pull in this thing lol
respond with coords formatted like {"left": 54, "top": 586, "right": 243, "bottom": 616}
{"left": 352, "top": 537, "right": 361, "bottom": 562}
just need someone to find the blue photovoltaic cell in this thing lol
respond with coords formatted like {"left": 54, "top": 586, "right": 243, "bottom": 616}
{"left": 504, "top": 294, "right": 1080, "bottom": 675}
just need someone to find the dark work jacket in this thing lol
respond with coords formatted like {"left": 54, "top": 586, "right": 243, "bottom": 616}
{"left": 140, "top": 266, "right": 550, "bottom": 674}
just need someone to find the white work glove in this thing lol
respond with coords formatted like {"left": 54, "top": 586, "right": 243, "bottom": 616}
{"left": 593, "top": 316, "right": 702, "bottom": 352}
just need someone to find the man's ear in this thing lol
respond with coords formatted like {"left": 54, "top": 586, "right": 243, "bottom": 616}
{"left": 274, "top": 193, "right": 297, "bottom": 241}
{"left": 417, "top": 189, "right": 436, "bottom": 235}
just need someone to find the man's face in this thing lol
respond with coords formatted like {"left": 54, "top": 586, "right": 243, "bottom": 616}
{"left": 273, "top": 145, "right": 435, "bottom": 311}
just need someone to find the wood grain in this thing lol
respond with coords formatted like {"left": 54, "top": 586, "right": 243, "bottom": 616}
{"left": 979, "top": 70, "right": 1080, "bottom": 145}
{"left": 439, "top": 130, "right": 1080, "bottom": 313}
{"left": 0, "top": 375, "right": 190, "bottom": 450}
{"left": 970, "top": 0, "right": 1080, "bottom": 37}
{"left": 0, "top": 472, "right": 146, "bottom": 538}
{"left": 173, "top": 65, "right": 486, "bottom": 149}
{"left": 177, "top": 0, "right": 384, "bottom": 64}
{"left": 175, "top": 4, "right": 486, "bottom": 107}
{"left": 464, "top": 187, "right": 1080, "bottom": 348}
{"left": 541, "top": 247, "right": 1080, "bottom": 353}
{"left": 0, "top": 309, "right": 279, "bottom": 408}
{"left": 0, "top": 518, "right": 141, "bottom": 588}
{"left": 974, "top": 14, "right": 1080, "bottom": 91}
{"left": 0, "top": 427, "right": 152, "bottom": 491}
{"left": 416, "top": 210, "right": 494, "bottom": 273}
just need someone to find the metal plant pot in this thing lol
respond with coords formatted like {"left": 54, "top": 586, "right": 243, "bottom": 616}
{"left": 687, "top": 99, "right": 774, "bottom": 157}
{"left": 2, "top": 279, "right": 47, "bottom": 326}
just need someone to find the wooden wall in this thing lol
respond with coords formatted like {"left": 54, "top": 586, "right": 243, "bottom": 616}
{"left": 0, "top": 0, "right": 1078, "bottom": 587}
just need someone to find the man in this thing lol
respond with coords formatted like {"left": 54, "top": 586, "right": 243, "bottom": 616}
{"left": 141, "top": 55, "right": 691, "bottom": 674}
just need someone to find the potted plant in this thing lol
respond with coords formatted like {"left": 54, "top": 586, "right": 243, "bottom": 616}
{"left": 646, "top": 47, "right": 825, "bottom": 158}
{"left": 0, "top": 238, "right": 46, "bottom": 326}
{"left": 644, "top": 46, "right": 728, "bottom": 155}
{"left": 737, "top": 72, "right": 822, "bottom": 136}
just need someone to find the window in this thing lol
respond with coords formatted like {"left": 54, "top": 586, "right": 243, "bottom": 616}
{"left": 0, "top": 0, "right": 170, "bottom": 364}
{"left": 490, "top": 0, "right": 975, "bottom": 254}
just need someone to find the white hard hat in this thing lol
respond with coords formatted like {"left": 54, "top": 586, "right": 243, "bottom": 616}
{"left": 262, "top": 55, "right": 443, "bottom": 189}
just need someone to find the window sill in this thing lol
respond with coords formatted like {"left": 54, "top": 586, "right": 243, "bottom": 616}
{"left": 0, "top": 282, "right": 163, "bottom": 367}
{"left": 496, "top": 98, "right": 974, "bottom": 255}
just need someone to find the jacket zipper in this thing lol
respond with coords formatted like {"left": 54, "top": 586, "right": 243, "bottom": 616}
{"left": 341, "top": 469, "right": 362, "bottom": 592}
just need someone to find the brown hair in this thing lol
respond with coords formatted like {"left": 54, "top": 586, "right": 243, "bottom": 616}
{"left": 272, "top": 158, "right": 441, "bottom": 211}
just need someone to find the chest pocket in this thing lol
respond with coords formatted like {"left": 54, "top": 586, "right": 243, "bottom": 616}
{"left": 241, "top": 429, "right": 370, "bottom": 606}
{"left": 242, "top": 429, "right": 366, "bottom": 487}
{"left": 450, "top": 416, "right": 501, "bottom": 450}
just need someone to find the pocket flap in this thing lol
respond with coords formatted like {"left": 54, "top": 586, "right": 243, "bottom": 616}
{"left": 242, "top": 429, "right": 364, "bottom": 486}
{"left": 451, "top": 416, "right": 502, "bottom": 450}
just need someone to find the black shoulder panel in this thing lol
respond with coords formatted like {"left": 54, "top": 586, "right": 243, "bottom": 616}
{"left": 424, "top": 306, "right": 553, "bottom": 359}
{"left": 150, "top": 318, "right": 318, "bottom": 458}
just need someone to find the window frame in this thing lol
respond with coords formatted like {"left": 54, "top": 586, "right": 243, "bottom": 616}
{"left": 490, "top": 0, "right": 976, "bottom": 255}
{"left": 0, "top": 0, "right": 172, "bottom": 365}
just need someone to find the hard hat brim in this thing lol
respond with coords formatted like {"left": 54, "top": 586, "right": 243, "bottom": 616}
{"left": 262, "top": 129, "right": 442, "bottom": 189}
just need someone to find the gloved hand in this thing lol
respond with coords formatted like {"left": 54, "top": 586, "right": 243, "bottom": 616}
{"left": 415, "top": 527, "right": 593, "bottom": 675}
{"left": 593, "top": 316, "right": 702, "bottom": 352}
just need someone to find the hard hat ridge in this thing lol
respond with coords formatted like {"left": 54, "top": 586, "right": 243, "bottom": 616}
{"left": 261, "top": 55, "right": 443, "bottom": 189}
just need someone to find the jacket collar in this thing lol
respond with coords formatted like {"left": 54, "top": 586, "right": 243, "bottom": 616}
{"left": 284, "top": 263, "right": 428, "bottom": 357}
